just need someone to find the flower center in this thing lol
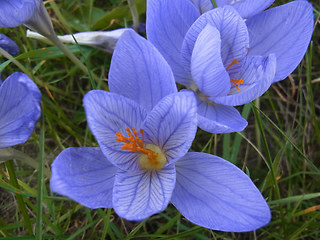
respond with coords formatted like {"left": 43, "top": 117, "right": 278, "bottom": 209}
{"left": 226, "top": 59, "right": 243, "bottom": 91}
{"left": 115, "top": 127, "right": 166, "bottom": 170}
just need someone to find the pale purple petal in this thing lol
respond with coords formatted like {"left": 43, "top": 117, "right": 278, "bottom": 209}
{"left": 50, "top": 147, "right": 117, "bottom": 209}
{"left": 189, "top": 0, "right": 213, "bottom": 13}
{"left": 181, "top": 6, "right": 249, "bottom": 74}
{"left": 172, "top": 152, "right": 271, "bottom": 232}
{"left": 191, "top": 25, "right": 230, "bottom": 97}
{"left": 246, "top": 1, "right": 314, "bottom": 82}
{"left": 0, "top": 33, "right": 19, "bottom": 55}
{"left": 147, "top": 0, "right": 199, "bottom": 86}
{"left": 209, "top": 54, "right": 276, "bottom": 106}
{"left": 113, "top": 164, "right": 176, "bottom": 221}
{"left": 216, "top": 0, "right": 275, "bottom": 19}
{"left": 0, "top": 72, "right": 41, "bottom": 148}
{"left": 109, "top": 29, "right": 177, "bottom": 112}
{"left": 196, "top": 95, "right": 247, "bottom": 133}
{"left": 83, "top": 91, "right": 147, "bottom": 172}
{"left": 142, "top": 91, "right": 197, "bottom": 165}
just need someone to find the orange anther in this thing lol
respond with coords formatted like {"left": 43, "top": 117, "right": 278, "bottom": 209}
{"left": 226, "top": 59, "right": 240, "bottom": 70}
{"left": 230, "top": 78, "right": 244, "bottom": 91}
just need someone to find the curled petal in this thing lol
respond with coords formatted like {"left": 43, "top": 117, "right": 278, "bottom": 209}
{"left": 143, "top": 91, "right": 197, "bottom": 165}
{"left": 50, "top": 147, "right": 117, "bottom": 209}
{"left": 0, "top": 72, "right": 41, "bottom": 149}
{"left": 113, "top": 164, "right": 176, "bottom": 221}
{"left": 109, "top": 29, "right": 177, "bottom": 112}
{"left": 147, "top": 0, "right": 199, "bottom": 86}
{"left": 83, "top": 91, "right": 147, "bottom": 172}
{"left": 246, "top": 1, "right": 314, "bottom": 82}
{"left": 172, "top": 152, "right": 271, "bottom": 232}
{"left": 209, "top": 54, "right": 276, "bottom": 106}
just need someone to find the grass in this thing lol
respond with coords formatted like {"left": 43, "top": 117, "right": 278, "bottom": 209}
{"left": 0, "top": 0, "right": 320, "bottom": 239}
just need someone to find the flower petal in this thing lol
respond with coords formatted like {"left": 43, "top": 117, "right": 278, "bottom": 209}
{"left": 246, "top": 1, "right": 314, "bottom": 82}
{"left": 216, "top": 0, "right": 275, "bottom": 19}
{"left": 50, "top": 147, "right": 117, "bottom": 209}
{"left": 0, "top": 33, "right": 19, "bottom": 55}
{"left": 0, "top": 72, "right": 41, "bottom": 149}
{"left": 0, "top": 0, "right": 37, "bottom": 27}
{"left": 172, "top": 152, "right": 271, "bottom": 232}
{"left": 142, "top": 91, "right": 197, "bottom": 165}
{"left": 113, "top": 164, "right": 176, "bottom": 221}
{"left": 196, "top": 95, "right": 247, "bottom": 133}
{"left": 109, "top": 29, "right": 177, "bottom": 112}
{"left": 209, "top": 54, "right": 276, "bottom": 106}
{"left": 83, "top": 90, "right": 147, "bottom": 172}
{"left": 189, "top": 0, "right": 213, "bottom": 14}
{"left": 146, "top": 0, "right": 199, "bottom": 86}
{"left": 181, "top": 6, "right": 249, "bottom": 75}
{"left": 191, "top": 24, "right": 230, "bottom": 97}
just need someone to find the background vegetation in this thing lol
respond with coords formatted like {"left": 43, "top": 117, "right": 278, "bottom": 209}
{"left": 0, "top": 0, "right": 319, "bottom": 239}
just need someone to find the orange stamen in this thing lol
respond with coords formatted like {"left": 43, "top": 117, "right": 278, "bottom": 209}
{"left": 226, "top": 59, "right": 239, "bottom": 70}
{"left": 115, "top": 127, "right": 159, "bottom": 164}
{"left": 230, "top": 79, "right": 244, "bottom": 91}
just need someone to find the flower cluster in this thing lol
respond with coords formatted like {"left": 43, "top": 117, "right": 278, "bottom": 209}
{"left": 0, "top": 0, "right": 314, "bottom": 234}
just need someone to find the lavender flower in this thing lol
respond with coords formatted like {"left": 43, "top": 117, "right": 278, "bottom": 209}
{"left": 0, "top": 72, "right": 41, "bottom": 149}
{"left": 147, "top": 0, "right": 313, "bottom": 133}
{"left": 0, "top": 33, "right": 19, "bottom": 55}
{"left": 50, "top": 30, "right": 271, "bottom": 232}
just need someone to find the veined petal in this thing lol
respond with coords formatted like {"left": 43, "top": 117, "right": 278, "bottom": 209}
{"left": 0, "top": 72, "right": 41, "bottom": 149}
{"left": 191, "top": 25, "right": 230, "bottom": 97}
{"left": 50, "top": 147, "right": 117, "bottom": 209}
{"left": 172, "top": 152, "right": 271, "bottom": 232}
{"left": 196, "top": 95, "right": 247, "bottom": 133}
{"left": 181, "top": 6, "right": 249, "bottom": 73}
{"left": 0, "top": 33, "right": 19, "bottom": 55}
{"left": 209, "top": 54, "right": 276, "bottom": 106}
{"left": 216, "top": 0, "right": 275, "bottom": 19}
{"left": 142, "top": 91, "right": 197, "bottom": 165}
{"left": 189, "top": 0, "right": 213, "bottom": 14}
{"left": 113, "top": 164, "right": 176, "bottom": 221}
{"left": 246, "top": 1, "right": 314, "bottom": 82}
{"left": 0, "top": 0, "right": 37, "bottom": 27}
{"left": 83, "top": 91, "right": 147, "bottom": 172}
{"left": 147, "top": 0, "right": 199, "bottom": 86}
{"left": 109, "top": 30, "right": 177, "bottom": 112}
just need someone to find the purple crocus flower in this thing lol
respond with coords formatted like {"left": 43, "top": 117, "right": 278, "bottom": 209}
{"left": 50, "top": 30, "right": 271, "bottom": 232}
{"left": 0, "top": 33, "right": 19, "bottom": 55}
{"left": 0, "top": 0, "right": 55, "bottom": 38}
{"left": 147, "top": 0, "right": 313, "bottom": 134}
{"left": 0, "top": 72, "right": 41, "bottom": 149}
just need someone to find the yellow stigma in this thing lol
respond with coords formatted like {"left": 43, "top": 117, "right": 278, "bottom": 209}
{"left": 226, "top": 59, "right": 244, "bottom": 91}
{"left": 115, "top": 127, "right": 166, "bottom": 170}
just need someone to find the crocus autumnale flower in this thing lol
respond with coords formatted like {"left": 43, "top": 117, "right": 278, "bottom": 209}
{"left": 0, "top": 33, "right": 19, "bottom": 55}
{"left": 0, "top": 72, "right": 41, "bottom": 149}
{"left": 189, "top": 0, "right": 275, "bottom": 18}
{"left": 0, "top": 0, "right": 55, "bottom": 38}
{"left": 147, "top": 0, "right": 313, "bottom": 133}
{"left": 50, "top": 29, "right": 271, "bottom": 232}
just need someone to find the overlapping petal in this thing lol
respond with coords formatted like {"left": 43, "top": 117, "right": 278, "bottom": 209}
{"left": 147, "top": 0, "right": 199, "bottom": 86}
{"left": 113, "top": 164, "right": 176, "bottom": 221}
{"left": 246, "top": 1, "right": 314, "bottom": 82}
{"left": 189, "top": 0, "right": 213, "bottom": 14}
{"left": 83, "top": 91, "right": 147, "bottom": 172}
{"left": 216, "top": 0, "right": 275, "bottom": 19}
{"left": 209, "top": 54, "right": 276, "bottom": 106}
{"left": 191, "top": 25, "right": 230, "bottom": 97}
{"left": 0, "top": 0, "right": 37, "bottom": 27}
{"left": 181, "top": 6, "right": 249, "bottom": 73}
{"left": 109, "top": 29, "right": 177, "bottom": 112}
{"left": 196, "top": 96, "right": 247, "bottom": 133}
{"left": 0, "top": 33, "right": 19, "bottom": 55}
{"left": 50, "top": 147, "right": 117, "bottom": 209}
{"left": 172, "top": 152, "right": 271, "bottom": 232}
{"left": 142, "top": 92, "right": 197, "bottom": 165}
{"left": 0, "top": 72, "right": 41, "bottom": 149}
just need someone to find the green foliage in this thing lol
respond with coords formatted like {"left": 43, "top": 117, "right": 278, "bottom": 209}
{"left": 0, "top": 0, "right": 320, "bottom": 239}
